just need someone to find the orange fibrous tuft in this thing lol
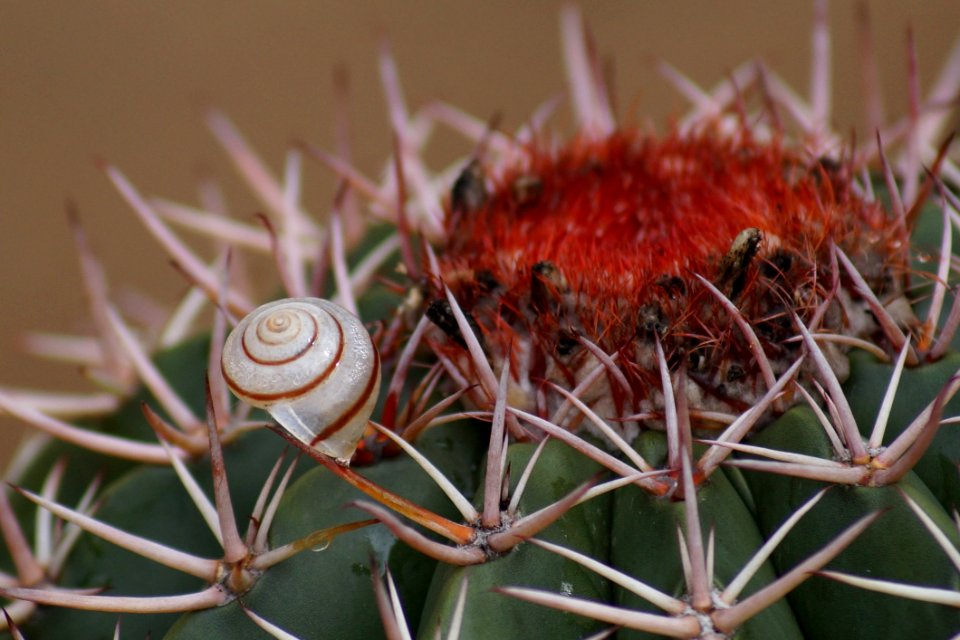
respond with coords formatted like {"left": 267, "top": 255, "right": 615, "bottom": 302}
{"left": 428, "top": 124, "right": 909, "bottom": 425}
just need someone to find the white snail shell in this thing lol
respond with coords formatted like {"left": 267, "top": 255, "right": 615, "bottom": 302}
{"left": 221, "top": 297, "right": 381, "bottom": 463}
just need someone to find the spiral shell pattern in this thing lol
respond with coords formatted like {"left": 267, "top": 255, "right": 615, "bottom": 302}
{"left": 221, "top": 298, "right": 380, "bottom": 462}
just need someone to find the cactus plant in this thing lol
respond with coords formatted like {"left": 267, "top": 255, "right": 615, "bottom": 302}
{"left": 3, "top": 3, "right": 960, "bottom": 639}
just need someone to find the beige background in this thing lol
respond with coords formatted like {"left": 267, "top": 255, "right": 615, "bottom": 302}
{"left": 1, "top": 1, "right": 957, "bottom": 468}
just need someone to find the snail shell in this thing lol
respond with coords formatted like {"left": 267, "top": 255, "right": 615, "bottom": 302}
{"left": 221, "top": 297, "right": 381, "bottom": 463}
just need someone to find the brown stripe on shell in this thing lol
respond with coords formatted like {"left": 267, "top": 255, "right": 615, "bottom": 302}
{"left": 222, "top": 317, "right": 345, "bottom": 402}
{"left": 310, "top": 349, "right": 380, "bottom": 447}
{"left": 242, "top": 312, "right": 319, "bottom": 365}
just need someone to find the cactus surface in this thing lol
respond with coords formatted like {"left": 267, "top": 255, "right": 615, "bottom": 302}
{"left": 3, "top": 4, "right": 960, "bottom": 640}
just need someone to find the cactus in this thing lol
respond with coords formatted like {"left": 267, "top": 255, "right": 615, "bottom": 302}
{"left": 3, "top": 4, "right": 960, "bottom": 639}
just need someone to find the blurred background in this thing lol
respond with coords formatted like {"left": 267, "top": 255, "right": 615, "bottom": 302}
{"left": 1, "top": 1, "right": 957, "bottom": 469}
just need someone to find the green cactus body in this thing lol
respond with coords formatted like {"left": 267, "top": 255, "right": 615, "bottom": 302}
{"left": 166, "top": 422, "right": 487, "bottom": 640}
{"left": 744, "top": 408, "right": 960, "bottom": 638}
{"left": 3, "top": 4, "right": 960, "bottom": 640}
{"left": 418, "top": 440, "right": 612, "bottom": 640}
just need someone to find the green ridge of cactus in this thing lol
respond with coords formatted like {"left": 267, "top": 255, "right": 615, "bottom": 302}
{"left": 3, "top": 4, "right": 960, "bottom": 640}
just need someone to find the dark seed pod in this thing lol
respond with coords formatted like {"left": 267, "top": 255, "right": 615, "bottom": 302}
{"left": 638, "top": 303, "right": 667, "bottom": 338}
{"left": 511, "top": 174, "right": 543, "bottom": 209}
{"left": 716, "top": 227, "right": 762, "bottom": 300}
{"left": 655, "top": 275, "right": 687, "bottom": 300}
{"left": 426, "top": 299, "right": 484, "bottom": 349}
{"left": 726, "top": 363, "right": 746, "bottom": 382}
{"left": 761, "top": 249, "right": 794, "bottom": 280}
{"left": 474, "top": 269, "right": 501, "bottom": 293}
{"left": 556, "top": 327, "right": 580, "bottom": 356}
{"left": 451, "top": 159, "right": 488, "bottom": 214}
{"left": 530, "top": 261, "right": 568, "bottom": 316}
